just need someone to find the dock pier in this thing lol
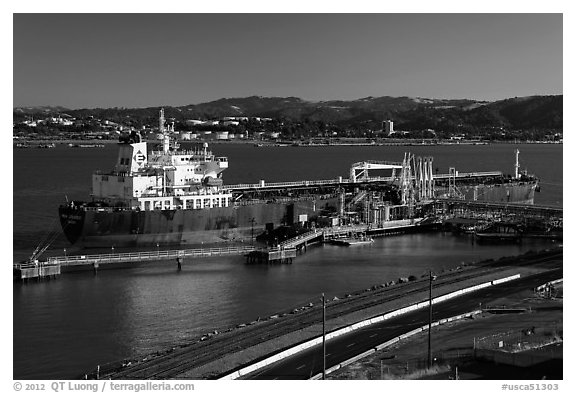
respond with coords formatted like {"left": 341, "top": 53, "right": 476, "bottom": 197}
{"left": 245, "top": 247, "right": 297, "bottom": 264}
{"left": 13, "top": 262, "right": 61, "bottom": 282}
{"left": 13, "top": 246, "right": 256, "bottom": 282}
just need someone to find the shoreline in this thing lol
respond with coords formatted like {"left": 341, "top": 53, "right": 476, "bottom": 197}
{"left": 13, "top": 138, "right": 563, "bottom": 147}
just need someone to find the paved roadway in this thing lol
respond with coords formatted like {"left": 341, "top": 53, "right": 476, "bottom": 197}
{"left": 246, "top": 269, "right": 562, "bottom": 379}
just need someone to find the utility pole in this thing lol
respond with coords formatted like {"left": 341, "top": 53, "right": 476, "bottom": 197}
{"left": 322, "top": 292, "right": 326, "bottom": 380}
{"left": 428, "top": 270, "right": 436, "bottom": 368}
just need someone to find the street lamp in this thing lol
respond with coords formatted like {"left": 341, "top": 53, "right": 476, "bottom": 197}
{"left": 64, "top": 248, "right": 67, "bottom": 260}
{"left": 322, "top": 292, "right": 326, "bottom": 380}
{"left": 428, "top": 270, "right": 437, "bottom": 369}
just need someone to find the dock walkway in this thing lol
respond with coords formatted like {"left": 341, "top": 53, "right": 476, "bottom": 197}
{"left": 46, "top": 246, "right": 256, "bottom": 267}
{"left": 278, "top": 230, "right": 324, "bottom": 249}
{"left": 14, "top": 246, "right": 256, "bottom": 281}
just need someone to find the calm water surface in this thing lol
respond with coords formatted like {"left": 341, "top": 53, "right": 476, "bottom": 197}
{"left": 12, "top": 143, "right": 563, "bottom": 379}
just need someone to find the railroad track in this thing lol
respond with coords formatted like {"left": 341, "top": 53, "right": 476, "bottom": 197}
{"left": 99, "top": 248, "right": 562, "bottom": 379}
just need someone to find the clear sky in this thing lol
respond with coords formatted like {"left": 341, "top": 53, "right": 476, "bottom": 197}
{"left": 13, "top": 13, "right": 562, "bottom": 109}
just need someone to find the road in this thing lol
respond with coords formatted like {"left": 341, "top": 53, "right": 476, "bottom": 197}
{"left": 246, "top": 268, "right": 562, "bottom": 379}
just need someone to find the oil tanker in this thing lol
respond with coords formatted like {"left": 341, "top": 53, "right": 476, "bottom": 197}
{"left": 59, "top": 109, "right": 538, "bottom": 248}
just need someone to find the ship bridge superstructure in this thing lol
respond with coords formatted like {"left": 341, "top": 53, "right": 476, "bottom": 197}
{"left": 91, "top": 109, "right": 232, "bottom": 211}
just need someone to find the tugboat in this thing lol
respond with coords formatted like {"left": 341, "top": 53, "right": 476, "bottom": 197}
{"left": 331, "top": 234, "right": 374, "bottom": 246}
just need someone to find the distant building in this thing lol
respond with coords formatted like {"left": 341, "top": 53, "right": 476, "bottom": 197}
{"left": 383, "top": 120, "right": 394, "bottom": 136}
{"left": 185, "top": 119, "right": 205, "bottom": 126}
{"left": 216, "top": 131, "right": 229, "bottom": 140}
{"left": 180, "top": 132, "right": 190, "bottom": 140}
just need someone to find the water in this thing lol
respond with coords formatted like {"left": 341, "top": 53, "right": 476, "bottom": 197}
{"left": 12, "top": 143, "right": 563, "bottom": 379}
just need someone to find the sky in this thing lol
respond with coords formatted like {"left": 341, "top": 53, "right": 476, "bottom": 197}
{"left": 13, "top": 13, "right": 563, "bottom": 109}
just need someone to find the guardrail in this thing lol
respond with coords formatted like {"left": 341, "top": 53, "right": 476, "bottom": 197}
{"left": 218, "top": 273, "right": 521, "bottom": 380}
{"left": 309, "top": 310, "right": 483, "bottom": 379}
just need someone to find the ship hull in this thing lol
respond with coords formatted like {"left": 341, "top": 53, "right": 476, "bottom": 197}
{"left": 60, "top": 181, "right": 538, "bottom": 249}
{"left": 59, "top": 199, "right": 333, "bottom": 248}
{"left": 437, "top": 181, "right": 537, "bottom": 204}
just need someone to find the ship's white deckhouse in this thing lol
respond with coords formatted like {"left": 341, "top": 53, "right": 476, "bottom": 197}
{"left": 91, "top": 109, "right": 232, "bottom": 211}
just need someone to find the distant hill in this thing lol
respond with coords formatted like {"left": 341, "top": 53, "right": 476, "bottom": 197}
{"left": 14, "top": 106, "right": 71, "bottom": 115}
{"left": 13, "top": 95, "right": 563, "bottom": 132}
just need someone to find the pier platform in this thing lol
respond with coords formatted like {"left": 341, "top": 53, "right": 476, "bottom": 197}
{"left": 13, "top": 262, "right": 60, "bottom": 281}
{"left": 245, "top": 247, "right": 297, "bottom": 264}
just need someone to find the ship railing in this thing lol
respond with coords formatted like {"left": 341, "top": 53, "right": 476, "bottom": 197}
{"left": 432, "top": 171, "right": 503, "bottom": 179}
{"left": 46, "top": 246, "right": 258, "bottom": 266}
{"left": 149, "top": 149, "right": 214, "bottom": 157}
{"left": 221, "top": 178, "right": 372, "bottom": 190}
{"left": 233, "top": 196, "right": 319, "bottom": 206}
{"left": 221, "top": 179, "right": 348, "bottom": 190}
{"left": 221, "top": 172, "right": 504, "bottom": 191}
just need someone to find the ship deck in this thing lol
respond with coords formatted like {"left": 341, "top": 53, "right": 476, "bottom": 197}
{"left": 221, "top": 171, "right": 504, "bottom": 192}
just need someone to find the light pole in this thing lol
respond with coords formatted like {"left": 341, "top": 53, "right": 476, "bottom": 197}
{"left": 322, "top": 292, "right": 326, "bottom": 380}
{"left": 428, "top": 270, "right": 437, "bottom": 369}
{"left": 64, "top": 248, "right": 67, "bottom": 260}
